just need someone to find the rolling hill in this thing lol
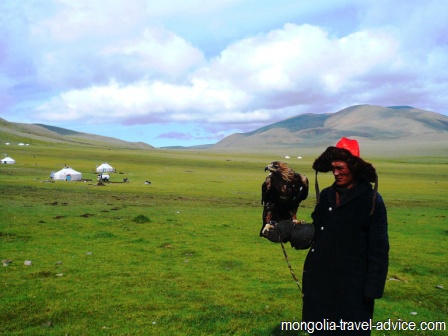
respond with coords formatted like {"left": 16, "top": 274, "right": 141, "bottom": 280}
{"left": 212, "top": 105, "right": 448, "bottom": 155}
{"left": 0, "top": 118, "right": 153, "bottom": 149}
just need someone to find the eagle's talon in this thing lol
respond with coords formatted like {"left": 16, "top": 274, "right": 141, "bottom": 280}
{"left": 262, "top": 223, "right": 275, "bottom": 235}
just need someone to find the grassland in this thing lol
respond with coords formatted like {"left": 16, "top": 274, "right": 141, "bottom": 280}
{"left": 0, "top": 142, "right": 447, "bottom": 335}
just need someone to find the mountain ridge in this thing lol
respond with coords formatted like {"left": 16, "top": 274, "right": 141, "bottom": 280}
{"left": 1, "top": 105, "right": 447, "bottom": 154}
{"left": 211, "top": 105, "right": 448, "bottom": 154}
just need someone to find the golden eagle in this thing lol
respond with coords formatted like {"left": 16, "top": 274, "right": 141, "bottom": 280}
{"left": 260, "top": 161, "right": 309, "bottom": 236}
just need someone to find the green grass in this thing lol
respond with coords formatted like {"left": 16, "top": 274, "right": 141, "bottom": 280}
{"left": 0, "top": 143, "right": 447, "bottom": 335}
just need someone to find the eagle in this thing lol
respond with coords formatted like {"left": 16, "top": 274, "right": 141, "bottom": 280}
{"left": 260, "top": 161, "right": 309, "bottom": 236}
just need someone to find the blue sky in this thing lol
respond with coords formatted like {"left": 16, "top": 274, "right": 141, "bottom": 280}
{"left": 1, "top": 0, "right": 447, "bottom": 147}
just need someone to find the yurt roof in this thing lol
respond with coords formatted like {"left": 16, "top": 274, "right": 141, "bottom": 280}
{"left": 98, "top": 162, "right": 113, "bottom": 168}
{"left": 55, "top": 167, "right": 81, "bottom": 174}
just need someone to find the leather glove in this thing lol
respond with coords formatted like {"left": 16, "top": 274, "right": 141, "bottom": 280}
{"left": 290, "top": 222, "right": 315, "bottom": 250}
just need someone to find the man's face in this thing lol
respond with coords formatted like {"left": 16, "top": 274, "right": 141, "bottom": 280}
{"left": 331, "top": 160, "right": 354, "bottom": 188}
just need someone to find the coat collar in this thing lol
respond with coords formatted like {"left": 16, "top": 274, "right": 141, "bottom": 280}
{"left": 328, "top": 180, "right": 372, "bottom": 208}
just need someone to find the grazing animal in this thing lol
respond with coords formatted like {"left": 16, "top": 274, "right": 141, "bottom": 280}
{"left": 261, "top": 161, "right": 309, "bottom": 236}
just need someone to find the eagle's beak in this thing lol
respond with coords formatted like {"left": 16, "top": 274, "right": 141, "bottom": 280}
{"left": 265, "top": 164, "right": 274, "bottom": 172}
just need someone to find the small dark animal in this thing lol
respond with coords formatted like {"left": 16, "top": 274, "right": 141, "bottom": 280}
{"left": 261, "top": 161, "right": 309, "bottom": 236}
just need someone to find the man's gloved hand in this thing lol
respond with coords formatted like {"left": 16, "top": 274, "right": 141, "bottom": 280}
{"left": 290, "top": 222, "right": 315, "bottom": 250}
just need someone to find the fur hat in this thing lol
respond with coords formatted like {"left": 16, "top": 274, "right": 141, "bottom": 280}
{"left": 312, "top": 146, "right": 377, "bottom": 183}
{"left": 313, "top": 139, "right": 378, "bottom": 215}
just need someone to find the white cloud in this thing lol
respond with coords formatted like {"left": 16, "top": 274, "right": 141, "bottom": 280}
{"left": 35, "top": 78, "right": 251, "bottom": 124}
{"left": 29, "top": 8, "right": 205, "bottom": 88}
{"left": 101, "top": 27, "right": 205, "bottom": 79}
{"left": 193, "top": 24, "right": 401, "bottom": 110}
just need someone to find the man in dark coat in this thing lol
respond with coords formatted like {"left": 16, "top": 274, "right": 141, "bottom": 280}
{"left": 263, "top": 139, "right": 389, "bottom": 335}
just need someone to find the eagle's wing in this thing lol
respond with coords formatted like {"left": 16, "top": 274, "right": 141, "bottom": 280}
{"left": 261, "top": 177, "right": 269, "bottom": 205}
{"left": 289, "top": 173, "right": 309, "bottom": 222}
{"left": 293, "top": 172, "right": 309, "bottom": 203}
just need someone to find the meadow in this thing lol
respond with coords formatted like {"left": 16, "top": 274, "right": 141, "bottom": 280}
{"left": 0, "top": 142, "right": 447, "bottom": 335}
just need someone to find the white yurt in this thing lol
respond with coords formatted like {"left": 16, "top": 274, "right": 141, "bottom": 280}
{"left": 52, "top": 167, "right": 82, "bottom": 181}
{"left": 1, "top": 156, "right": 16, "bottom": 164}
{"left": 96, "top": 162, "right": 114, "bottom": 173}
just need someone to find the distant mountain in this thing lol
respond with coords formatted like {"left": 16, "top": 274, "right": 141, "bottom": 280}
{"left": 0, "top": 118, "right": 153, "bottom": 149}
{"left": 212, "top": 105, "right": 448, "bottom": 155}
{"left": 1, "top": 104, "right": 447, "bottom": 155}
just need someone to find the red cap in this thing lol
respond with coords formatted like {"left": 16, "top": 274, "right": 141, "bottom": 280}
{"left": 336, "top": 137, "right": 360, "bottom": 157}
